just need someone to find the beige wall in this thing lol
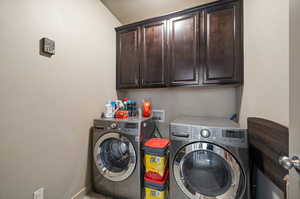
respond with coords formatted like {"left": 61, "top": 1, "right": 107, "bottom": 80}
{"left": 119, "top": 87, "right": 237, "bottom": 137}
{"left": 239, "top": 0, "right": 289, "bottom": 199}
{"left": 101, "top": 0, "right": 218, "bottom": 24}
{"left": 0, "top": 0, "right": 120, "bottom": 199}
{"left": 238, "top": 0, "right": 289, "bottom": 128}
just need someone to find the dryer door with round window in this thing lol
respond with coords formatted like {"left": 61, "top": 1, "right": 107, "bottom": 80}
{"left": 173, "top": 142, "right": 245, "bottom": 199}
{"left": 94, "top": 132, "right": 136, "bottom": 182}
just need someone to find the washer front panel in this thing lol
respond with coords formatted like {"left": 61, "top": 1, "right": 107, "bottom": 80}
{"left": 173, "top": 142, "right": 243, "bottom": 199}
{"left": 94, "top": 132, "right": 136, "bottom": 182}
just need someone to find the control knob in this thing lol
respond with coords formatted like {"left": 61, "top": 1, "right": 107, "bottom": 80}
{"left": 201, "top": 129, "right": 211, "bottom": 138}
{"left": 110, "top": 123, "right": 117, "bottom": 129}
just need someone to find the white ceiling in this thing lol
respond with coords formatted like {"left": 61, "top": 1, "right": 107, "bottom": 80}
{"left": 101, "top": 0, "right": 219, "bottom": 24}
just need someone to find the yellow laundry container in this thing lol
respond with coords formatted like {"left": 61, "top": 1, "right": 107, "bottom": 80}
{"left": 144, "top": 138, "right": 170, "bottom": 180}
{"left": 144, "top": 170, "right": 169, "bottom": 199}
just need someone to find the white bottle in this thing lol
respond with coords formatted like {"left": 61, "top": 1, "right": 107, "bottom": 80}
{"left": 104, "top": 100, "right": 114, "bottom": 118}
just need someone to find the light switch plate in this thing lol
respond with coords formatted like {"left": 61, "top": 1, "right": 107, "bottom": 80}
{"left": 152, "top": 110, "right": 165, "bottom": 123}
{"left": 33, "top": 188, "right": 44, "bottom": 199}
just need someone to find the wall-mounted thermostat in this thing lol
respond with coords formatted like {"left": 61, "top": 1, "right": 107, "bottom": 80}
{"left": 41, "top": 37, "right": 55, "bottom": 55}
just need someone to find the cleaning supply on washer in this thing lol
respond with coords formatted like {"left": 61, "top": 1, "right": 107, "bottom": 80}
{"left": 111, "top": 101, "right": 117, "bottom": 111}
{"left": 132, "top": 101, "right": 138, "bottom": 117}
{"left": 127, "top": 100, "right": 132, "bottom": 116}
{"left": 115, "top": 110, "right": 129, "bottom": 119}
{"left": 144, "top": 170, "right": 169, "bottom": 199}
{"left": 144, "top": 138, "right": 170, "bottom": 180}
{"left": 123, "top": 98, "right": 129, "bottom": 110}
{"left": 115, "top": 100, "right": 124, "bottom": 110}
{"left": 143, "top": 100, "right": 152, "bottom": 117}
{"left": 104, "top": 100, "right": 114, "bottom": 118}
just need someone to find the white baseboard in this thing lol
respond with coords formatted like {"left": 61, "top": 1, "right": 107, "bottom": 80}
{"left": 71, "top": 185, "right": 91, "bottom": 199}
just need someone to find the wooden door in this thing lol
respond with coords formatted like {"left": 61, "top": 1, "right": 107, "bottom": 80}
{"left": 141, "top": 20, "right": 167, "bottom": 88}
{"left": 116, "top": 27, "right": 140, "bottom": 89}
{"left": 168, "top": 12, "right": 199, "bottom": 86}
{"left": 203, "top": 2, "right": 242, "bottom": 84}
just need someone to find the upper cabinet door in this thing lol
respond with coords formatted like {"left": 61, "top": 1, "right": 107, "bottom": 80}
{"left": 116, "top": 27, "right": 140, "bottom": 89}
{"left": 203, "top": 2, "right": 242, "bottom": 84}
{"left": 168, "top": 12, "right": 199, "bottom": 86}
{"left": 141, "top": 20, "right": 167, "bottom": 88}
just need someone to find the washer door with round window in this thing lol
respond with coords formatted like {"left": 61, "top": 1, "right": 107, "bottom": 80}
{"left": 173, "top": 142, "right": 245, "bottom": 199}
{"left": 94, "top": 132, "right": 136, "bottom": 182}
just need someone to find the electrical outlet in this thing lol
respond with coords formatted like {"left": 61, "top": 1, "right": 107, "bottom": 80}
{"left": 152, "top": 110, "right": 165, "bottom": 123}
{"left": 33, "top": 188, "right": 44, "bottom": 199}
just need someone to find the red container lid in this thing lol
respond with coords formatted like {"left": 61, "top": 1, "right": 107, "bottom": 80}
{"left": 144, "top": 169, "right": 169, "bottom": 185}
{"left": 144, "top": 138, "right": 170, "bottom": 149}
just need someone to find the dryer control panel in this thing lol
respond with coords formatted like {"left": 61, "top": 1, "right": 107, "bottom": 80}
{"left": 170, "top": 124, "right": 248, "bottom": 148}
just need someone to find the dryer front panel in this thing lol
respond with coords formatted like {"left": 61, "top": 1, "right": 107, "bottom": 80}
{"left": 94, "top": 132, "right": 136, "bottom": 182}
{"left": 173, "top": 142, "right": 245, "bottom": 199}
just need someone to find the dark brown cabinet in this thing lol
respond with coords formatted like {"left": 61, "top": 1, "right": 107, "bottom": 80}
{"left": 115, "top": 0, "right": 243, "bottom": 89}
{"left": 141, "top": 20, "right": 167, "bottom": 88}
{"left": 203, "top": 2, "right": 242, "bottom": 84}
{"left": 116, "top": 27, "right": 140, "bottom": 89}
{"left": 168, "top": 13, "right": 199, "bottom": 86}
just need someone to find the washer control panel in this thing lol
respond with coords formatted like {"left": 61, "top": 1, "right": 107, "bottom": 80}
{"left": 94, "top": 120, "right": 139, "bottom": 135}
